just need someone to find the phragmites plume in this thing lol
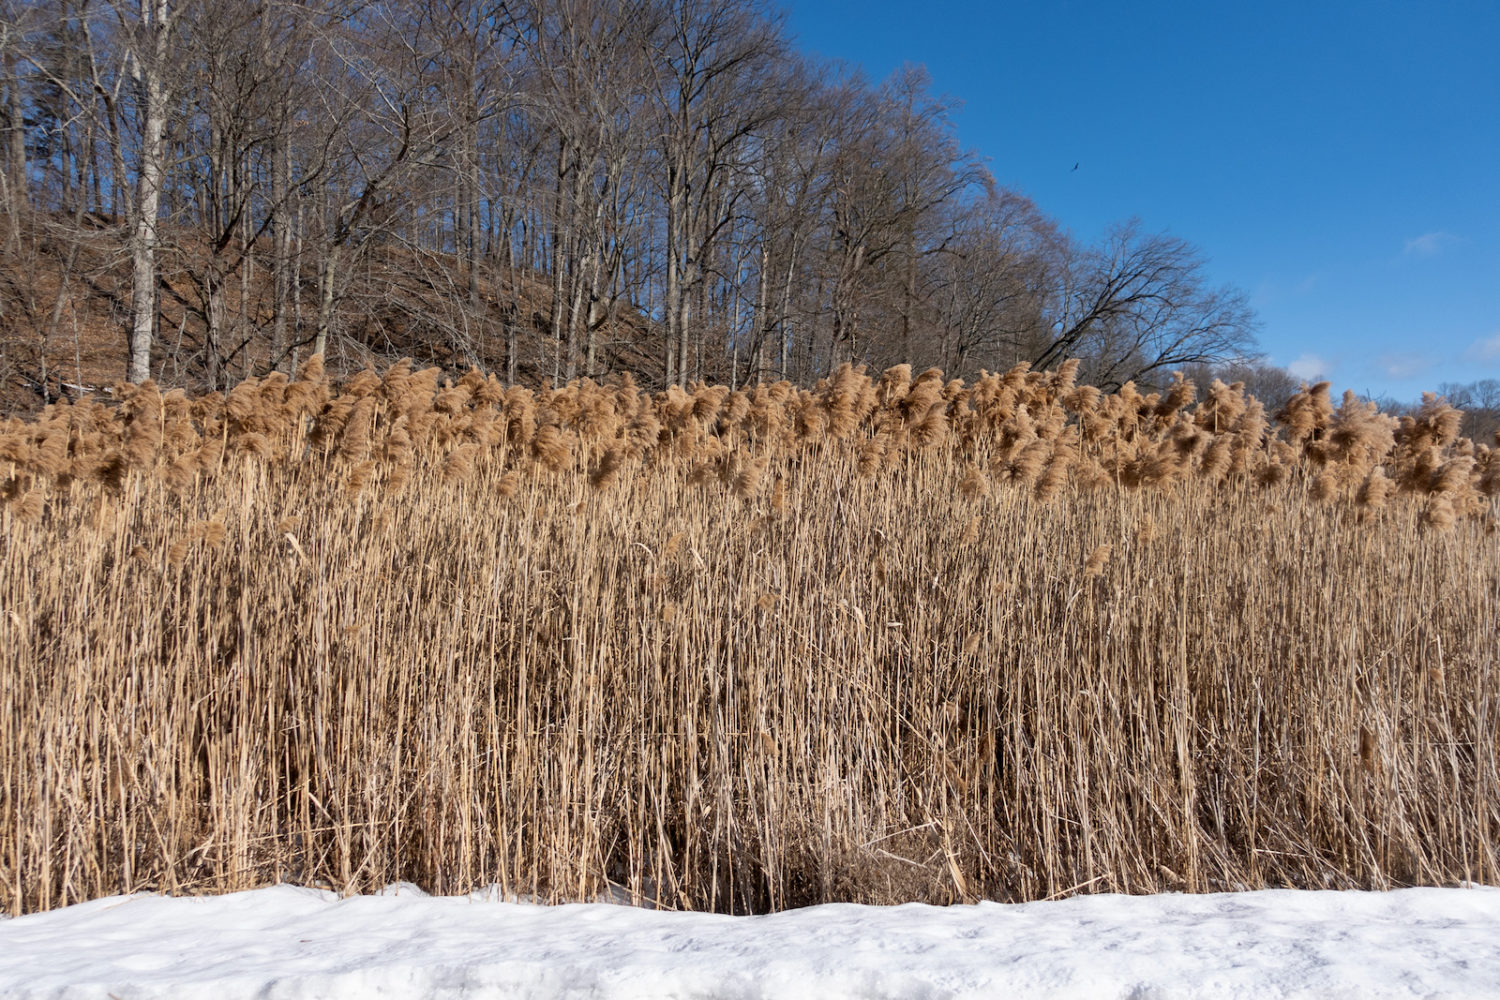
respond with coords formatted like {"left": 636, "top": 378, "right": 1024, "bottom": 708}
{"left": 32, "top": 428, "right": 69, "bottom": 477}
{"left": 743, "top": 385, "right": 777, "bottom": 444}
{"left": 998, "top": 439, "right": 1050, "bottom": 487}
{"left": 1134, "top": 515, "right": 1158, "bottom": 545}
{"left": 194, "top": 515, "right": 228, "bottom": 549}
{"left": 530, "top": 424, "right": 572, "bottom": 471}
{"left": 1034, "top": 436, "right": 1077, "bottom": 501}
{"left": 1320, "top": 391, "right": 1397, "bottom": 472}
{"left": 1421, "top": 493, "right": 1457, "bottom": 532}
{"left": 1168, "top": 415, "right": 1206, "bottom": 458}
{"left": 687, "top": 462, "right": 715, "bottom": 488}
{"left": 343, "top": 368, "right": 382, "bottom": 398}
{"left": 337, "top": 398, "right": 377, "bottom": 461}
{"left": 1279, "top": 381, "right": 1335, "bottom": 448}
{"left": 959, "top": 464, "right": 990, "bottom": 501}
{"left": 1062, "top": 384, "right": 1103, "bottom": 416}
{"left": 1478, "top": 448, "right": 1500, "bottom": 497}
{"left": 164, "top": 453, "right": 200, "bottom": 493}
{"left": 473, "top": 373, "right": 506, "bottom": 407}
{"left": 908, "top": 401, "right": 949, "bottom": 449}
{"left": 434, "top": 383, "right": 470, "bottom": 416}
{"left": 0, "top": 429, "right": 27, "bottom": 466}
{"left": 1428, "top": 456, "right": 1475, "bottom": 498}
{"left": 1083, "top": 543, "right": 1113, "bottom": 579}
{"left": 442, "top": 444, "right": 480, "bottom": 486}
{"left": 733, "top": 455, "right": 769, "bottom": 500}
{"left": 1195, "top": 380, "right": 1247, "bottom": 434}
{"left": 876, "top": 364, "right": 913, "bottom": 406}
{"left": 623, "top": 410, "right": 663, "bottom": 459}
{"left": 119, "top": 380, "right": 165, "bottom": 467}
{"left": 457, "top": 365, "right": 487, "bottom": 396}
{"left": 1049, "top": 358, "right": 1082, "bottom": 397}
{"left": 1151, "top": 372, "right": 1198, "bottom": 429}
{"left": 1354, "top": 468, "right": 1393, "bottom": 511}
{"left": 2, "top": 355, "right": 1495, "bottom": 552}
{"left": 963, "top": 515, "right": 981, "bottom": 545}
{"left": 857, "top": 434, "right": 889, "bottom": 478}
{"left": 1400, "top": 393, "right": 1465, "bottom": 451}
{"left": 237, "top": 432, "right": 275, "bottom": 461}
{"left": 899, "top": 371, "right": 946, "bottom": 426}
{"left": 819, "top": 363, "right": 867, "bottom": 439}
{"left": 691, "top": 384, "right": 730, "bottom": 424}
{"left": 224, "top": 377, "right": 263, "bottom": 429}
{"left": 298, "top": 353, "right": 325, "bottom": 385}
{"left": 588, "top": 446, "right": 626, "bottom": 491}
{"left": 1256, "top": 463, "right": 1288, "bottom": 488}
{"left": 94, "top": 451, "right": 130, "bottom": 493}
{"left": 1310, "top": 472, "right": 1339, "bottom": 502}
{"left": 722, "top": 388, "right": 752, "bottom": 434}
{"left": 1198, "top": 436, "right": 1234, "bottom": 482}
{"left": 386, "top": 461, "right": 412, "bottom": 494}
{"left": 13, "top": 484, "right": 45, "bottom": 524}
{"left": 195, "top": 438, "right": 224, "bottom": 475}
{"left": 380, "top": 358, "right": 415, "bottom": 401}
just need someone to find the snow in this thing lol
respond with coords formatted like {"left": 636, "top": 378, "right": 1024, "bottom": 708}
{"left": 3, "top": 884, "right": 1499, "bottom": 999}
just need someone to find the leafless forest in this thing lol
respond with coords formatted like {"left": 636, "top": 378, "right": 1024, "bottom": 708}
{"left": 0, "top": 0, "right": 1273, "bottom": 410}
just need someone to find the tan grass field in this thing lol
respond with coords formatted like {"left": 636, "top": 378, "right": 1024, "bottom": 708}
{"left": 2, "top": 359, "right": 1497, "bottom": 915}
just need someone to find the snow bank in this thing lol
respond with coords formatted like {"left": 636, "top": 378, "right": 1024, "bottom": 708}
{"left": 3, "top": 883, "right": 1499, "bottom": 999}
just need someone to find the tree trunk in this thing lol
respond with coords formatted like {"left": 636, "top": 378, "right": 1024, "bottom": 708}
{"left": 752, "top": 243, "right": 770, "bottom": 384}
{"left": 664, "top": 161, "right": 685, "bottom": 386}
{"left": 548, "top": 139, "right": 568, "bottom": 386}
{"left": 3, "top": 39, "right": 25, "bottom": 222}
{"left": 127, "top": 0, "right": 172, "bottom": 384}
{"left": 314, "top": 251, "right": 337, "bottom": 358}
{"left": 464, "top": 110, "right": 481, "bottom": 308}
{"left": 271, "top": 104, "right": 291, "bottom": 370}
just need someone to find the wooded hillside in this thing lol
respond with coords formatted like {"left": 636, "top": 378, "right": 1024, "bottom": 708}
{"left": 0, "top": 0, "right": 1257, "bottom": 411}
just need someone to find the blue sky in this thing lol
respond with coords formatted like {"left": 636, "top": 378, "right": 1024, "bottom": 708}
{"left": 783, "top": 0, "right": 1500, "bottom": 402}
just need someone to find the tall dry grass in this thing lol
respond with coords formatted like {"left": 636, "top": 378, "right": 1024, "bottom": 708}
{"left": 2, "top": 360, "right": 1498, "bottom": 914}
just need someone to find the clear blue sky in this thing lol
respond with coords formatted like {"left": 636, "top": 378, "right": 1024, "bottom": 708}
{"left": 783, "top": 0, "right": 1500, "bottom": 402}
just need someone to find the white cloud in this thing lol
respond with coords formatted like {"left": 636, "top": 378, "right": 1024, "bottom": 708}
{"left": 1286, "top": 354, "right": 1326, "bottom": 381}
{"left": 1403, "top": 231, "right": 1460, "bottom": 257}
{"left": 1379, "top": 353, "right": 1432, "bottom": 379}
{"left": 1466, "top": 332, "right": 1500, "bottom": 363}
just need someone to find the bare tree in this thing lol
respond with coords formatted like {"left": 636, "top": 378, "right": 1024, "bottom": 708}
{"left": 648, "top": 0, "right": 786, "bottom": 385}
{"left": 931, "top": 189, "right": 1055, "bottom": 375}
{"left": 1032, "top": 220, "right": 1257, "bottom": 391}
{"left": 1435, "top": 378, "right": 1500, "bottom": 442}
{"left": 734, "top": 59, "right": 827, "bottom": 382}
{"left": 0, "top": 0, "right": 31, "bottom": 228}
{"left": 817, "top": 65, "right": 985, "bottom": 375}
{"left": 109, "top": 0, "right": 180, "bottom": 383}
{"left": 518, "top": 0, "right": 661, "bottom": 382}
{"left": 0, "top": 0, "right": 1269, "bottom": 409}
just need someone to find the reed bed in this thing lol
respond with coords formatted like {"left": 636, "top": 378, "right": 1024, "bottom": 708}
{"left": 2, "top": 359, "right": 1498, "bottom": 915}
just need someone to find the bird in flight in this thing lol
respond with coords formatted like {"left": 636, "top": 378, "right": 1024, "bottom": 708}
{"left": 1072, "top": 162, "right": 1079, "bottom": 171}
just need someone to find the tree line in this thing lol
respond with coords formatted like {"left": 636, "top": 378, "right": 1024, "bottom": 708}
{"left": 0, "top": 0, "right": 1259, "bottom": 398}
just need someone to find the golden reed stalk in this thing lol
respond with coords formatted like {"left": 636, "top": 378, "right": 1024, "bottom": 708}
{"left": 1, "top": 360, "right": 1497, "bottom": 914}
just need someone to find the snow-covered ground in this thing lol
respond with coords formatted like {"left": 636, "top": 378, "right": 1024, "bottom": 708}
{"left": 3, "top": 883, "right": 1498, "bottom": 999}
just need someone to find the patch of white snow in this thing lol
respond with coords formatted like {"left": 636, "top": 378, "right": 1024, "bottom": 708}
{"left": 2, "top": 884, "right": 1498, "bottom": 999}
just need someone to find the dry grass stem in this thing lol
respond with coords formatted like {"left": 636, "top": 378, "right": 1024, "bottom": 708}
{"left": 2, "top": 358, "right": 1497, "bottom": 916}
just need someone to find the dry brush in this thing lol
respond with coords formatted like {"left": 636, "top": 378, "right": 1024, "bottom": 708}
{"left": 2, "top": 359, "right": 1498, "bottom": 914}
